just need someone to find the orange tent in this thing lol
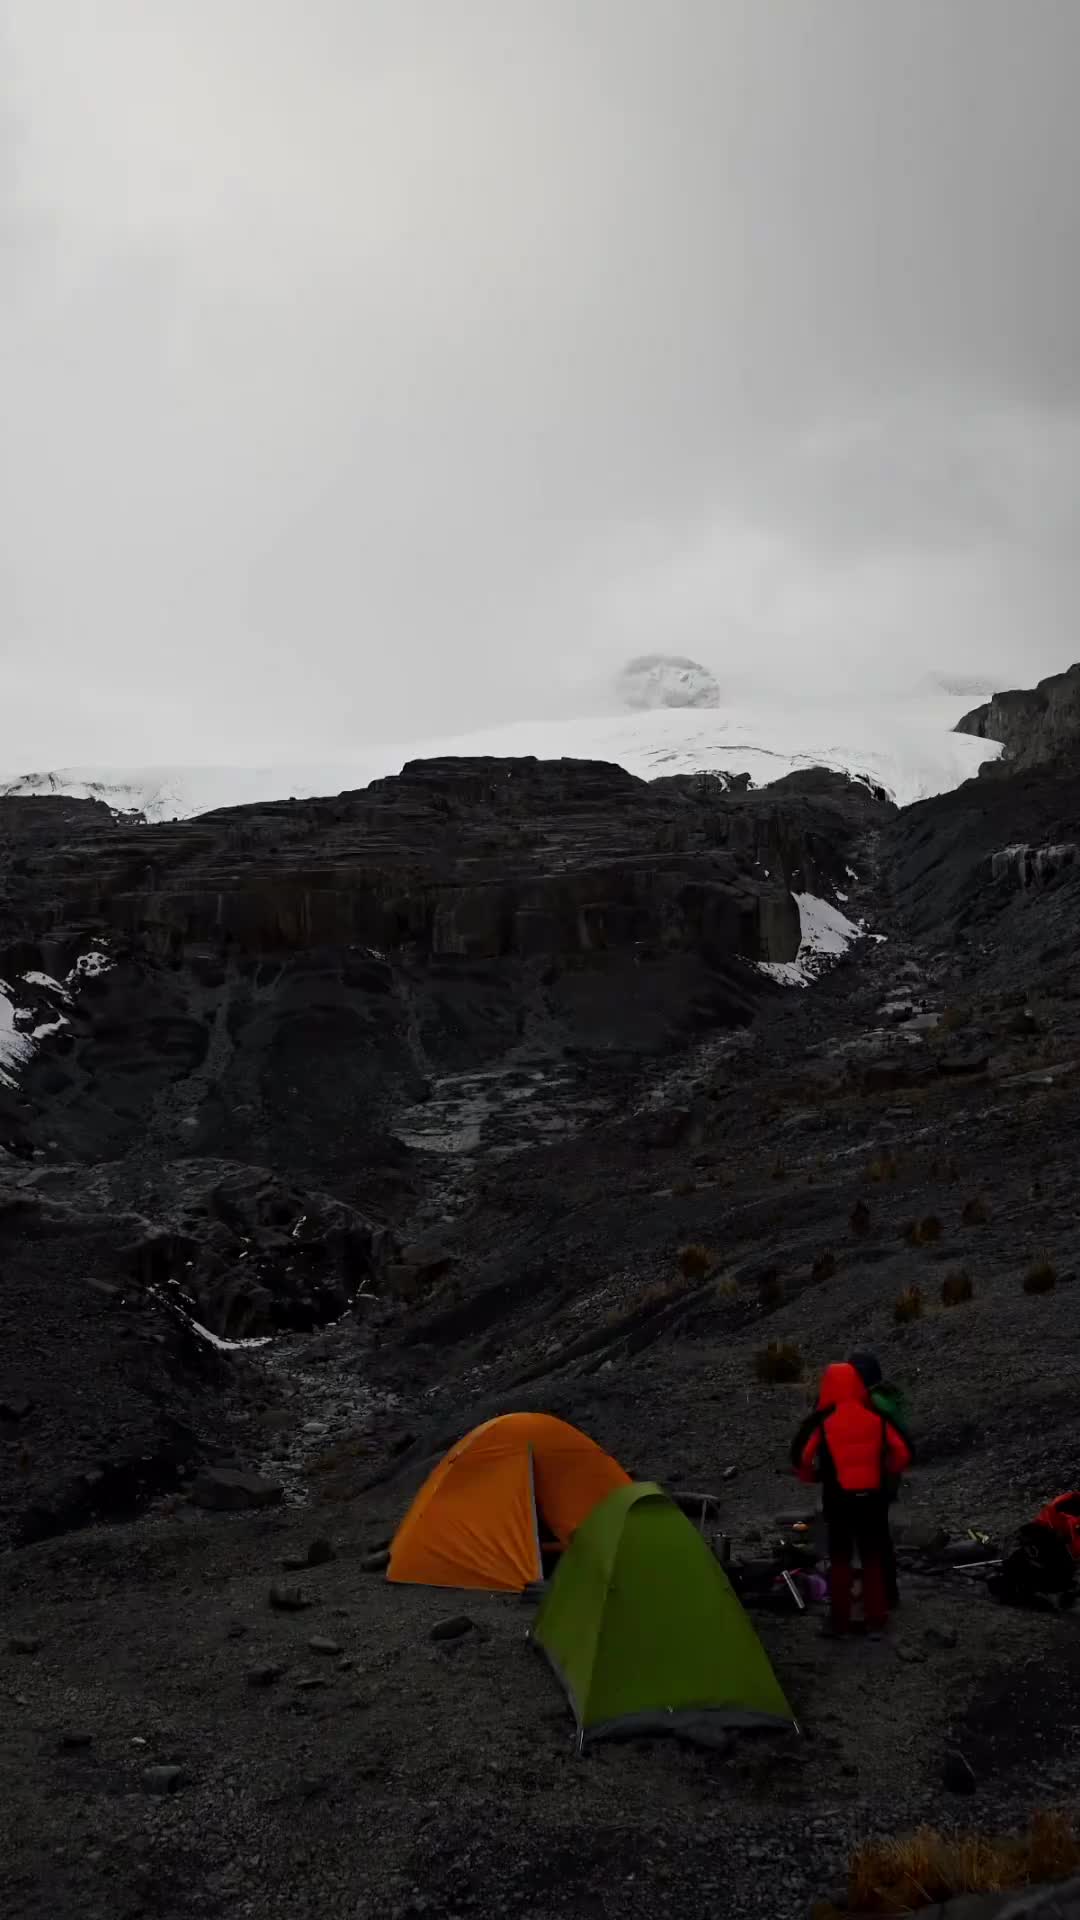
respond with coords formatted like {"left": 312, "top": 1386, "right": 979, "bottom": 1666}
{"left": 387, "top": 1412, "right": 631, "bottom": 1591}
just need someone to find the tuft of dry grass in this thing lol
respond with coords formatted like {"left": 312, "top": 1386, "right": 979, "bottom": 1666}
{"left": 629, "top": 1272, "right": 694, "bottom": 1315}
{"left": 961, "top": 1195, "right": 990, "bottom": 1227}
{"left": 811, "top": 1249, "right": 837, "bottom": 1284}
{"left": 771, "top": 1156, "right": 788, "bottom": 1182}
{"left": 942, "top": 1267, "right": 974, "bottom": 1306}
{"left": 894, "top": 1284, "right": 925, "bottom": 1325}
{"left": 754, "top": 1340, "right": 804, "bottom": 1385}
{"left": 677, "top": 1243, "right": 713, "bottom": 1281}
{"left": 867, "top": 1154, "right": 899, "bottom": 1184}
{"left": 1024, "top": 1255, "right": 1057, "bottom": 1296}
{"left": 846, "top": 1811, "right": 1080, "bottom": 1914}
{"left": 903, "top": 1214, "right": 943, "bottom": 1248}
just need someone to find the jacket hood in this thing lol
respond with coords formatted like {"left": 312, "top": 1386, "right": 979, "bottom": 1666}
{"left": 817, "top": 1362, "right": 868, "bottom": 1409}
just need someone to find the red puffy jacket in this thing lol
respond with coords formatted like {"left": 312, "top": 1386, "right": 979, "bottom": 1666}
{"left": 798, "top": 1362, "right": 912, "bottom": 1494}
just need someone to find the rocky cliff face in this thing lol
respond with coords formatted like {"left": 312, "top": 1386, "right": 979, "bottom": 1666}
{"left": 1, "top": 757, "right": 884, "bottom": 1189}
{"left": 0, "top": 754, "right": 884, "bottom": 1544}
{"left": 957, "top": 662, "right": 1080, "bottom": 770}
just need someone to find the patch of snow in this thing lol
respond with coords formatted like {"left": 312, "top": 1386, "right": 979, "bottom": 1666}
{"left": 0, "top": 983, "right": 36, "bottom": 1088}
{"left": 757, "top": 892, "right": 868, "bottom": 990}
{"left": 148, "top": 1288, "right": 272, "bottom": 1350}
{"left": 30, "top": 1015, "right": 68, "bottom": 1040}
{"left": 0, "top": 688, "right": 999, "bottom": 822}
{"left": 67, "top": 950, "right": 112, "bottom": 983}
{"left": 0, "top": 950, "right": 113, "bottom": 1088}
{"left": 21, "top": 970, "right": 72, "bottom": 1002}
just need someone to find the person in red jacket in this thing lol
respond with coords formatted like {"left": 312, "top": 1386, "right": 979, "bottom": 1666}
{"left": 795, "top": 1361, "right": 913, "bottom": 1637}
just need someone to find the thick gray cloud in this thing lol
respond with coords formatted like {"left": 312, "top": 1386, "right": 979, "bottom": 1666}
{"left": 3, "top": 0, "right": 1079, "bottom": 767}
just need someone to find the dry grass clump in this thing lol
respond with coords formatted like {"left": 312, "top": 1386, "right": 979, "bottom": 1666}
{"left": 902, "top": 1215, "right": 943, "bottom": 1248}
{"left": 811, "top": 1249, "right": 837, "bottom": 1284}
{"left": 1024, "top": 1255, "right": 1057, "bottom": 1296}
{"left": 850, "top": 1199, "right": 871, "bottom": 1236}
{"left": 842, "top": 1810, "right": 1080, "bottom": 1914}
{"left": 894, "top": 1284, "right": 924, "bottom": 1325}
{"left": 867, "top": 1154, "right": 899, "bottom": 1184}
{"left": 628, "top": 1272, "right": 694, "bottom": 1315}
{"left": 961, "top": 1195, "right": 990, "bottom": 1227}
{"left": 771, "top": 1156, "right": 788, "bottom": 1182}
{"left": 941, "top": 1267, "right": 974, "bottom": 1307}
{"left": 677, "top": 1243, "right": 713, "bottom": 1281}
{"left": 753, "top": 1341, "right": 804, "bottom": 1385}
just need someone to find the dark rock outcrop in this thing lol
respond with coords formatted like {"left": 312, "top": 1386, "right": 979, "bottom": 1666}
{"left": 1, "top": 758, "right": 886, "bottom": 1187}
{"left": 957, "top": 663, "right": 1080, "bottom": 771}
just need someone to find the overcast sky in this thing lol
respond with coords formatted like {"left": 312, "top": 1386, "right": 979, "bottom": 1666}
{"left": 3, "top": 1, "right": 1079, "bottom": 768}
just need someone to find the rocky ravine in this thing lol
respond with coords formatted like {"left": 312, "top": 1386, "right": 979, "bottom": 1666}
{"left": 4, "top": 722, "right": 1080, "bottom": 1920}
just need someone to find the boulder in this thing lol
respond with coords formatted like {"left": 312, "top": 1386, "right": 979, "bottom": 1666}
{"left": 190, "top": 1470, "right": 284, "bottom": 1513}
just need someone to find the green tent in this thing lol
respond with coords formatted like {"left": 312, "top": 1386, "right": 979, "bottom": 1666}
{"left": 531, "top": 1481, "right": 794, "bottom": 1747}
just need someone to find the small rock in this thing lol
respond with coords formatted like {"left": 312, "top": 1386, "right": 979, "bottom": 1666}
{"left": 226, "top": 1623, "right": 249, "bottom": 1641}
{"left": 362, "top": 1550, "right": 391, "bottom": 1574}
{"left": 9, "top": 1636, "right": 43, "bottom": 1656}
{"left": 926, "top": 1625, "right": 959, "bottom": 1651}
{"left": 722, "top": 1465, "right": 738, "bottom": 1482}
{"left": 430, "top": 1615, "right": 474, "bottom": 1643}
{"left": 306, "top": 1537, "right": 335, "bottom": 1567}
{"left": 58, "top": 1732, "right": 94, "bottom": 1751}
{"left": 943, "top": 1749, "right": 977, "bottom": 1795}
{"left": 269, "top": 1585, "right": 311, "bottom": 1613}
{"left": 295, "top": 1676, "right": 327, "bottom": 1691}
{"left": 191, "top": 1469, "right": 284, "bottom": 1513}
{"left": 246, "top": 1664, "right": 286, "bottom": 1689}
{"left": 142, "top": 1765, "right": 187, "bottom": 1795}
{"left": 281, "top": 1554, "right": 309, "bottom": 1572}
{"left": 895, "top": 1641, "right": 927, "bottom": 1666}
{"left": 308, "top": 1637, "right": 342, "bottom": 1657}
{"left": 0, "top": 1393, "right": 34, "bottom": 1422}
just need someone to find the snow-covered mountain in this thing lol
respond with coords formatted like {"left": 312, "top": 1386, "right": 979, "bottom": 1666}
{"left": 0, "top": 691, "right": 999, "bottom": 823}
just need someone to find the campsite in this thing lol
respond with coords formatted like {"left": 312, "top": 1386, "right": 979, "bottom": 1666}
{"left": 8, "top": 708, "right": 1080, "bottom": 1917}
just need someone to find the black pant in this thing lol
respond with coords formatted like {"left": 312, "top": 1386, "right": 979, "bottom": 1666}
{"left": 824, "top": 1490, "right": 892, "bottom": 1628}
{"left": 881, "top": 1524, "right": 900, "bottom": 1608}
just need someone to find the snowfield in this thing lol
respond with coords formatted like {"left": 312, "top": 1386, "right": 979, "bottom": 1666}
{"left": 0, "top": 695, "right": 999, "bottom": 823}
{"left": 757, "top": 893, "right": 878, "bottom": 990}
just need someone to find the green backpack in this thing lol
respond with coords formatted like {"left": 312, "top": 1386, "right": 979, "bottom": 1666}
{"left": 871, "top": 1381, "right": 909, "bottom": 1432}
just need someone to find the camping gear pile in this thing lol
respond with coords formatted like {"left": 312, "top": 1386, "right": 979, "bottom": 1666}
{"left": 386, "top": 1414, "right": 1080, "bottom": 1755}
{"left": 388, "top": 1411, "right": 795, "bottom": 1748}
{"left": 988, "top": 1493, "right": 1080, "bottom": 1611}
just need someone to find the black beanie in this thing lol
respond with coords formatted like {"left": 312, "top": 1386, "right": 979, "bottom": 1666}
{"left": 848, "top": 1349, "right": 883, "bottom": 1389}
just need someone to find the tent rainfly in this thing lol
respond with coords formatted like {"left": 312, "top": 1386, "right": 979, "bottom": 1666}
{"left": 532, "top": 1481, "right": 795, "bottom": 1747}
{"left": 387, "top": 1412, "right": 630, "bottom": 1592}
